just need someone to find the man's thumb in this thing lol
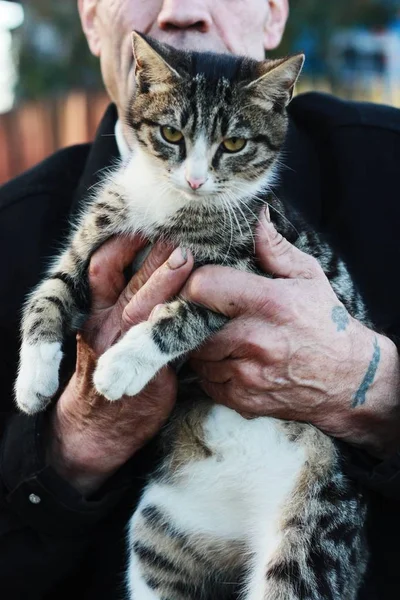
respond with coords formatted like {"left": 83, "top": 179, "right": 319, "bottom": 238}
{"left": 89, "top": 235, "right": 146, "bottom": 309}
{"left": 255, "top": 207, "right": 322, "bottom": 280}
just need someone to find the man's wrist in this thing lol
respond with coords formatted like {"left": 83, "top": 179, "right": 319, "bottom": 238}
{"left": 344, "top": 331, "right": 400, "bottom": 458}
{"left": 46, "top": 377, "right": 119, "bottom": 496}
{"left": 46, "top": 436, "right": 111, "bottom": 496}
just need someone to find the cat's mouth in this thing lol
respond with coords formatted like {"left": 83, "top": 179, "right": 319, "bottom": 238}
{"left": 177, "top": 185, "right": 244, "bottom": 210}
{"left": 181, "top": 188, "right": 211, "bottom": 200}
{"left": 177, "top": 185, "right": 215, "bottom": 202}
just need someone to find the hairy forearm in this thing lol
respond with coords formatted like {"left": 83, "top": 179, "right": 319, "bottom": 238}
{"left": 45, "top": 335, "right": 177, "bottom": 497}
{"left": 46, "top": 376, "right": 121, "bottom": 496}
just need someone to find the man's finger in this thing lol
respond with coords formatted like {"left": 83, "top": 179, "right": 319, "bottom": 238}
{"left": 255, "top": 208, "right": 322, "bottom": 280}
{"left": 190, "top": 316, "right": 270, "bottom": 361}
{"left": 190, "top": 358, "right": 233, "bottom": 384}
{"left": 190, "top": 326, "right": 237, "bottom": 361}
{"left": 200, "top": 381, "right": 248, "bottom": 416}
{"left": 121, "top": 240, "right": 173, "bottom": 306}
{"left": 122, "top": 248, "right": 194, "bottom": 330}
{"left": 200, "top": 379, "right": 229, "bottom": 402}
{"left": 89, "top": 234, "right": 147, "bottom": 310}
{"left": 182, "top": 266, "right": 278, "bottom": 319}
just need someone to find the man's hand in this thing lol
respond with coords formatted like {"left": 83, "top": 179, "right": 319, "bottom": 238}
{"left": 185, "top": 209, "right": 400, "bottom": 457}
{"left": 48, "top": 238, "right": 193, "bottom": 495}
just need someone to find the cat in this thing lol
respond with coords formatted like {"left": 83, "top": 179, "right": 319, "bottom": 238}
{"left": 15, "top": 33, "right": 368, "bottom": 600}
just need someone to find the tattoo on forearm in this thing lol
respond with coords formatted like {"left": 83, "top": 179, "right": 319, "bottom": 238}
{"left": 352, "top": 337, "right": 381, "bottom": 408}
{"left": 331, "top": 306, "right": 350, "bottom": 332}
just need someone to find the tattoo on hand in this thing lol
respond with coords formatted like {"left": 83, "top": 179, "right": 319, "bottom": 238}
{"left": 331, "top": 306, "right": 350, "bottom": 332}
{"left": 352, "top": 337, "right": 381, "bottom": 408}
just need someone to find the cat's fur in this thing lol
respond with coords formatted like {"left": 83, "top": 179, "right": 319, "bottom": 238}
{"left": 16, "top": 33, "right": 368, "bottom": 599}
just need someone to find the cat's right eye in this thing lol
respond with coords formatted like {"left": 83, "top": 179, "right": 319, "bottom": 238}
{"left": 221, "top": 137, "right": 247, "bottom": 153}
{"left": 161, "top": 126, "right": 184, "bottom": 144}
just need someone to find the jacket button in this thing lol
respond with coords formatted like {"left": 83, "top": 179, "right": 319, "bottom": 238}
{"left": 29, "top": 493, "right": 41, "bottom": 504}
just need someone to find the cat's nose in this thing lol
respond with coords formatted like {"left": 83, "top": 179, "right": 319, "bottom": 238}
{"left": 186, "top": 177, "right": 206, "bottom": 190}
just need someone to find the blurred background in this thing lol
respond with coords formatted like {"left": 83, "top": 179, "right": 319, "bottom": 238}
{"left": 1, "top": 0, "right": 400, "bottom": 184}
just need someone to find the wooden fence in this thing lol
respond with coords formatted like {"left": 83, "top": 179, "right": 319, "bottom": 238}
{"left": 1, "top": 81, "right": 399, "bottom": 185}
{"left": 0, "top": 91, "right": 109, "bottom": 185}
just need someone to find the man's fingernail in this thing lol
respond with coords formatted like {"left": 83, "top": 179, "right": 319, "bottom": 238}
{"left": 150, "top": 304, "right": 164, "bottom": 321}
{"left": 168, "top": 247, "right": 188, "bottom": 269}
{"left": 264, "top": 205, "right": 271, "bottom": 222}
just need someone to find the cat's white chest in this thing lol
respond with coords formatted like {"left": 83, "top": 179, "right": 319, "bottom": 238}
{"left": 116, "top": 151, "right": 189, "bottom": 234}
{"left": 134, "top": 405, "right": 306, "bottom": 549}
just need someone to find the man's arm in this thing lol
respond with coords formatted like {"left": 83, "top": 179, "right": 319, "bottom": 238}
{"left": 47, "top": 238, "right": 193, "bottom": 495}
{"left": 0, "top": 238, "right": 194, "bottom": 596}
{"left": 185, "top": 209, "right": 400, "bottom": 460}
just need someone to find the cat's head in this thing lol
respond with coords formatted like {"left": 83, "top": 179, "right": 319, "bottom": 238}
{"left": 126, "top": 32, "right": 304, "bottom": 208}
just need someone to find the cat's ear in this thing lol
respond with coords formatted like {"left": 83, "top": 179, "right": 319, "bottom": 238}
{"left": 245, "top": 54, "right": 305, "bottom": 109}
{"left": 131, "top": 31, "right": 181, "bottom": 92}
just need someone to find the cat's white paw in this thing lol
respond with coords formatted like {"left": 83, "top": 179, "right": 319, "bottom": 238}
{"left": 15, "top": 341, "right": 63, "bottom": 414}
{"left": 93, "top": 322, "right": 167, "bottom": 401}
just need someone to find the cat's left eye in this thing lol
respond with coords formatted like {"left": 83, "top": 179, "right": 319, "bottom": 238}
{"left": 161, "top": 126, "right": 184, "bottom": 144}
{"left": 222, "top": 138, "right": 247, "bottom": 153}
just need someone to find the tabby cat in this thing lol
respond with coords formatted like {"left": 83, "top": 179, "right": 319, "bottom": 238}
{"left": 16, "top": 33, "right": 368, "bottom": 599}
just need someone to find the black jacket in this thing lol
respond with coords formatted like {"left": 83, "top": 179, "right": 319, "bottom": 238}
{"left": 0, "top": 96, "right": 400, "bottom": 600}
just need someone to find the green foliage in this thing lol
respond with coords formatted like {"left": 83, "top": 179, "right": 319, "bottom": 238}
{"left": 273, "top": 0, "right": 395, "bottom": 57}
{"left": 16, "top": 1, "right": 102, "bottom": 101}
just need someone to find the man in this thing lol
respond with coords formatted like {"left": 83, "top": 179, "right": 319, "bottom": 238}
{"left": 0, "top": 1, "right": 399, "bottom": 598}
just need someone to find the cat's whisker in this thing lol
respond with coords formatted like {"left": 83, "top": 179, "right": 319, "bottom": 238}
{"left": 220, "top": 191, "right": 256, "bottom": 257}
{"left": 234, "top": 196, "right": 264, "bottom": 225}
{"left": 219, "top": 196, "right": 230, "bottom": 251}
{"left": 235, "top": 202, "right": 258, "bottom": 248}
{"left": 268, "top": 192, "right": 300, "bottom": 237}
{"left": 222, "top": 192, "right": 245, "bottom": 239}
{"left": 225, "top": 195, "right": 251, "bottom": 240}
{"left": 275, "top": 151, "right": 296, "bottom": 174}
{"left": 219, "top": 195, "right": 235, "bottom": 263}
{"left": 220, "top": 186, "right": 259, "bottom": 245}
{"left": 234, "top": 204, "right": 257, "bottom": 252}
{"left": 229, "top": 180, "right": 300, "bottom": 238}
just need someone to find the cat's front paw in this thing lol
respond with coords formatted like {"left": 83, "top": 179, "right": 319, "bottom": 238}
{"left": 93, "top": 322, "right": 167, "bottom": 401}
{"left": 15, "top": 342, "right": 63, "bottom": 414}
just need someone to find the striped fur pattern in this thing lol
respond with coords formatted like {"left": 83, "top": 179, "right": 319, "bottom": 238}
{"left": 127, "top": 398, "right": 367, "bottom": 600}
{"left": 15, "top": 34, "right": 368, "bottom": 598}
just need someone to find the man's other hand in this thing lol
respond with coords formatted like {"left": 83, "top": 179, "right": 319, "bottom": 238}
{"left": 48, "top": 238, "right": 193, "bottom": 495}
{"left": 185, "top": 209, "right": 400, "bottom": 457}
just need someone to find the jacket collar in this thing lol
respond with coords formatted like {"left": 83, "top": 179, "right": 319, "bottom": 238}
{"left": 71, "top": 103, "right": 120, "bottom": 218}
{"left": 276, "top": 103, "right": 322, "bottom": 228}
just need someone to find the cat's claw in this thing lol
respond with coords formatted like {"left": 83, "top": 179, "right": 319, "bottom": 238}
{"left": 93, "top": 322, "right": 167, "bottom": 401}
{"left": 15, "top": 342, "right": 63, "bottom": 414}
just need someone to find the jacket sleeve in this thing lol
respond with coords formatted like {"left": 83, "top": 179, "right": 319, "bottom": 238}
{"left": 0, "top": 409, "right": 143, "bottom": 599}
{"left": 342, "top": 443, "right": 400, "bottom": 500}
{"left": 0, "top": 138, "right": 142, "bottom": 598}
